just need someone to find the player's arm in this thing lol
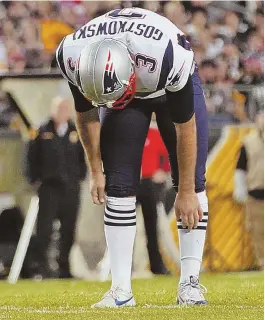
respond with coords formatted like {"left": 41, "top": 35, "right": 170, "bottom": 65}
{"left": 176, "top": 114, "right": 196, "bottom": 193}
{"left": 167, "top": 76, "right": 196, "bottom": 194}
{"left": 75, "top": 110, "right": 102, "bottom": 173}
{"left": 171, "top": 77, "right": 196, "bottom": 193}
{"left": 69, "top": 82, "right": 105, "bottom": 204}
{"left": 166, "top": 76, "right": 203, "bottom": 230}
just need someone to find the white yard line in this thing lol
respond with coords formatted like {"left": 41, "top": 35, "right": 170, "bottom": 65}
{"left": 0, "top": 305, "right": 263, "bottom": 314}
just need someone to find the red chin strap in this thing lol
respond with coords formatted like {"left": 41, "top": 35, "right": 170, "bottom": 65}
{"left": 112, "top": 73, "right": 136, "bottom": 110}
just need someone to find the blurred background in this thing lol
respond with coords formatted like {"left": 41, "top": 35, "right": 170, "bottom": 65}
{"left": 0, "top": 0, "right": 263, "bottom": 281}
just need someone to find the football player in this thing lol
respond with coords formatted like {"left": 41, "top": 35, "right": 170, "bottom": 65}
{"left": 56, "top": 7, "right": 208, "bottom": 307}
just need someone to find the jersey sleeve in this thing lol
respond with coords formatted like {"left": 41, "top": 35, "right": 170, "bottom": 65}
{"left": 166, "top": 75, "right": 194, "bottom": 123}
{"left": 56, "top": 37, "right": 93, "bottom": 112}
{"left": 56, "top": 37, "right": 74, "bottom": 84}
{"left": 165, "top": 40, "right": 194, "bottom": 92}
{"left": 68, "top": 82, "right": 94, "bottom": 113}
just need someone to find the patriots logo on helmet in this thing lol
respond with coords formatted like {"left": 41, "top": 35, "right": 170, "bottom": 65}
{"left": 103, "top": 49, "right": 122, "bottom": 95}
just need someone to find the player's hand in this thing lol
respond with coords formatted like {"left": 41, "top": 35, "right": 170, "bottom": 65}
{"left": 90, "top": 171, "right": 106, "bottom": 205}
{"left": 175, "top": 191, "right": 203, "bottom": 230}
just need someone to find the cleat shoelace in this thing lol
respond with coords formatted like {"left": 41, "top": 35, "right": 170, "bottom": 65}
{"left": 181, "top": 277, "right": 207, "bottom": 301}
{"left": 102, "top": 286, "right": 120, "bottom": 300}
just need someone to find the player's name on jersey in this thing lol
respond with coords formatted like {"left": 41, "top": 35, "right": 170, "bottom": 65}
{"left": 73, "top": 21, "right": 163, "bottom": 41}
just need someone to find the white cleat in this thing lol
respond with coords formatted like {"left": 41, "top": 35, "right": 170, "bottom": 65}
{"left": 177, "top": 276, "right": 208, "bottom": 305}
{"left": 91, "top": 286, "right": 136, "bottom": 308}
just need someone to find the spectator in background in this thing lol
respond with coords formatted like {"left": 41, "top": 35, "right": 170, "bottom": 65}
{"left": 25, "top": 97, "right": 87, "bottom": 278}
{"left": 186, "top": 7, "right": 209, "bottom": 51}
{"left": 163, "top": 1, "right": 188, "bottom": 32}
{"left": 198, "top": 59, "right": 217, "bottom": 84}
{"left": 221, "top": 11, "right": 240, "bottom": 40}
{"left": 245, "top": 30, "right": 263, "bottom": 58}
{"left": 215, "top": 57, "right": 230, "bottom": 84}
{"left": 234, "top": 111, "right": 264, "bottom": 270}
{"left": 143, "top": 1, "right": 161, "bottom": 14}
{"left": 137, "top": 121, "right": 170, "bottom": 275}
{"left": 200, "top": 58, "right": 238, "bottom": 122}
{"left": 226, "top": 47, "right": 242, "bottom": 83}
{"left": 242, "top": 32, "right": 264, "bottom": 85}
{"left": 253, "top": 8, "right": 264, "bottom": 38}
{"left": 205, "top": 23, "right": 224, "bottom": 59}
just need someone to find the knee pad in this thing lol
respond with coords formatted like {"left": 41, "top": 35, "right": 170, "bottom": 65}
{"left": 105, "top": 171, "right": 138, "bottom": 197}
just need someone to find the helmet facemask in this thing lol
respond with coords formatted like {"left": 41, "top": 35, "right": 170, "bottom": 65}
{"left": 111, "top": 73, "right": 136, "bottom": 110}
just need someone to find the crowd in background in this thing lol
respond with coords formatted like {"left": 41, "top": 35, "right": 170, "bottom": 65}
{"left": 0, "top": 0, "right": 263, "bottom": 122}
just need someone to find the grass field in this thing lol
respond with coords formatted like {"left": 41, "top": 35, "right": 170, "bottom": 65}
{"left": 0, "top": 272, "right": 263, "bottom": 320}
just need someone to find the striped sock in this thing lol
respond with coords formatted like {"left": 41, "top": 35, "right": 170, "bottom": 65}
{"left": 104, "top": 196, "right": 136, "bottom": 293}
{"left": 177, "top": 191, "right": 208, "bottom": 283}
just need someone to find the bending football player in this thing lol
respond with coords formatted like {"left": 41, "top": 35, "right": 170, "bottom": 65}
{"left": 56, "top": 7, "right": 209, "bottom": 307}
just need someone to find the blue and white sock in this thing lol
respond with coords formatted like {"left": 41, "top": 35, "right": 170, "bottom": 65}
{"left": 177, "top": 191, "right": 208, "bottom": 283}
{"left": 104, "top": 196, "right": 136, "bottom": 293}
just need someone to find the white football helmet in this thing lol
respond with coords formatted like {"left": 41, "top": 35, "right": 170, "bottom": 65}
{"left": 75, "top": 39, "right": 136, "bottom": 109}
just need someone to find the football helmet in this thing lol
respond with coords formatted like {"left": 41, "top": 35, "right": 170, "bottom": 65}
{"left": 75, "top": 39, "right": 136, "bottom": 109}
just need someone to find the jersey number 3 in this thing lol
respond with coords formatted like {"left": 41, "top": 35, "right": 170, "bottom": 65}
{"left": 134, "top": 54, "right": 157, "bottom": 73}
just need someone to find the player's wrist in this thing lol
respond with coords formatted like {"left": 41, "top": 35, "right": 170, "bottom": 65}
{"left": 178, "top": 184, "right": 195, "bottom": 195}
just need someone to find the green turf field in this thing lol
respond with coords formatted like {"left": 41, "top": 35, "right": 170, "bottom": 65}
{"left": 0, "top": 272, "right": 263, "bottom": 320}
